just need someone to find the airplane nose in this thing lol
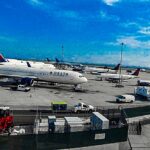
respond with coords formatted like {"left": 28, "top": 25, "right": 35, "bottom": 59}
{"left": 83, "top": 77, "right": 88, "bottom": 83}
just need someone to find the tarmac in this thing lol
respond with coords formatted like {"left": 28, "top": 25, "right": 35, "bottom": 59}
{"left": 0, "top": 70, "right": 150, "bottom": 108}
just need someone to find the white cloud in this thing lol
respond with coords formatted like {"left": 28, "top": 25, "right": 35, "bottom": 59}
{"left": 139, "top": 26, "right": 150, "bottom": 35}
{"left": 108, "top": 36, "right": 150, "bottom": 49}
{"left": 103, "top": 0, "right": 120, "bottom": 6}
{"left": 70, "top": 52, "right": 150, "bottom": 68}
{"left": 0, "top": 36, "right": 16, "bottom": 42}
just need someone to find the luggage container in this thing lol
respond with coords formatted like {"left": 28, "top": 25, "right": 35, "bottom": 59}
{"left": 91, "top": 112, "right": 109, "bottom": 130}
{"left": 64, "top": 117, "right": 83, "bottom": 132}
{"left": 64, "top": 117, "right": 83, "bottom": 125}
{"left": 54, "top": 119, "right": 65, "bottom": 133}
{"left": 48, "top": 116, "right": 56, "bottom": 132}
{"left": 68, "top": 124, "right": 84, "bottom": 132}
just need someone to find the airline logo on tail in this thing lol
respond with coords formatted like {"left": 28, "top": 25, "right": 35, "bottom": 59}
{"left": 0, "top": 54, "right": 7, "bottom": 62}
{"left": 131, "top": 68, "right": 140, "bottom": 76}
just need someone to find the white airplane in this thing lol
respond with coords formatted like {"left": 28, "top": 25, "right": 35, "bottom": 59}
{"left": 0, "top": 54, "right": 56, "bottom": 69}
{"left": 96, "top": 68, "right": 140, "bottom": 81}
{"left": 0, "top": 63, "right": 87, "bottom": 90}
{"left": 84, "top": 64, "right": 120, "bottom": 74}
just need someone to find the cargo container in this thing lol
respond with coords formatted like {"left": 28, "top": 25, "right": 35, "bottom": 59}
{"left": 48, "top": 116, "right": 56, "bottom": 132}
{"left": 91, "top": 112, "right": 109, "bottom": 130}
{"left": 54, "top": 119, "right": 65, "bottom": 133}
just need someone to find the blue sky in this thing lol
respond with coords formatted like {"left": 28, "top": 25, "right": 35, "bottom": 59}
{"left": 0, "top": 0, "right": 150, "bottom": 67}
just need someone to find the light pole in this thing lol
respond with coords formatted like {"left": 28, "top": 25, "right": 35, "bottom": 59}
{"left": 62, "top": 44, "right": 64, "bottom": 62}
{"left": 118, "top": 42, "right": 124, "bottom": 87}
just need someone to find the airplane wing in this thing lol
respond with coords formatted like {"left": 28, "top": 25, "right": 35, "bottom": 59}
{"left": 0, "top": 74, "right": 38, "bottom": 80}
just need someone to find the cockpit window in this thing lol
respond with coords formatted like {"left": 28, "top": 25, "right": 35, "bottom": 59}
{"left": 79, "top": 75, "right": 84, "bottom": 78}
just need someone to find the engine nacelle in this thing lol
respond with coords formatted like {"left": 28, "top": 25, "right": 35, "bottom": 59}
{"left": 20, "top": 78, "right": 34, "bottom": 86}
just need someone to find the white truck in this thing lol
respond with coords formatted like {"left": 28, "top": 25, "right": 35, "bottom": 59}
{"left": 10, "top": 84, "right": 30, "bottom": 92}
{"left": 134, "top": 86, "right": 150, "bottom": 100}
{"left": 74, "top": 102, "right": 95, "bottom": 113}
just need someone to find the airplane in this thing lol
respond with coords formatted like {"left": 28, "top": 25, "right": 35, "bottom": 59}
{"left": 0, "top": 54, "right": 56, "bottom": 69}
{"left": 54, "top": 58, "right": 73, "bottom": 68}
{"left": 0, "top": 63, "right": 88, "bottom": 90}
{"left": 96, "top": 68, "right": 140, "bottom": 81}
{"left": 72, "top": 64, "right": 85, "bottom": 72}
{"left": 83, "top": 64, "right": 120, "bottom": 74}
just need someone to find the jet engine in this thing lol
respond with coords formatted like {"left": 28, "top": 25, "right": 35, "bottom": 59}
{"left": 20, "top": 78, "right": 34, "bottom": 86}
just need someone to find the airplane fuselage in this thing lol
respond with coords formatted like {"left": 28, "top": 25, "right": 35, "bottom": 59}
{"left": 84, "top": 67, "right": 116, "bottom": 73}
{"left": 98, "top": 73, "right": 137, "bottom": 80}
{"left": 0, "top": 64, "right": 87, "bottom": 85}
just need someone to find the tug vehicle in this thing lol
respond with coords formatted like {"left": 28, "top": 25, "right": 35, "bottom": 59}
{"left": 10, "top": 84, "right": 30, "bottom": 92}
{"left": 51, "top": 101, "right": 95, "bottom": 113}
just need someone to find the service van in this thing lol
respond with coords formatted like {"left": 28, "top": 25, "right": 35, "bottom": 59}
{"left": 116, "top": 95, "right": 135, "bottom": 103}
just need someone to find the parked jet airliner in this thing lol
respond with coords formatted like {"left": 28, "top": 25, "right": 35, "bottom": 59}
{"left": 0, "top": 54, "right": 55, "bottom": 69}
{"left": 84, "top": 64, "right": 120, "bottom": 74}
{"left": 0, "top": 64, "right": 87, "bottom": 90}
{"left": 96, "top": 68, "right": 140, "bottom": 81}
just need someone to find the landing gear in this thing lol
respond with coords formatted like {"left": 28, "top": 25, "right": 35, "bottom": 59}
{"left": 74, "top": 84, "right": 82, "bottom": 91}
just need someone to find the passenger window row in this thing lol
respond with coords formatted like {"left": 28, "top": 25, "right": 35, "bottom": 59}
{"left": 49, "top": 72, "right": 69, "bottom": 76}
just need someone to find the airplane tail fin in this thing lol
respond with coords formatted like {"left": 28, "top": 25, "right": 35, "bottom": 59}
{"left": 113, "top": 63, "right": 120, "bottom": 71}
{"left": 47, "top": 58, "right": 50, "bottom": 62}
{"left": 0, "top": 54, "right": 7, "bottom": 62}
{"left": 26, "top": 61, "right": 31, "bottom": 67}
{"left": 112, "top": 64, "right": 120, "bottom": 73}
{"left": 132, "top": 68, "right": 140, "bottom": 76}
{"left": 55, "top": 58, "right": 60, "bottom": 63}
